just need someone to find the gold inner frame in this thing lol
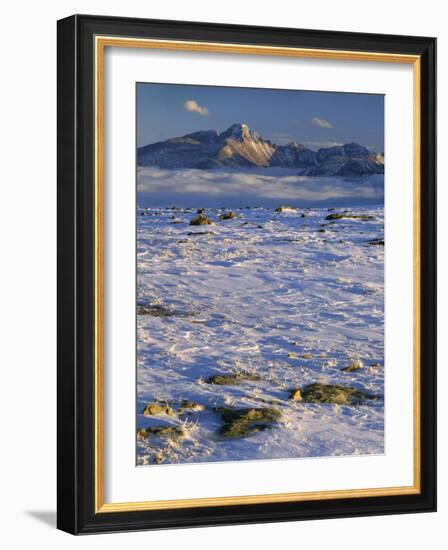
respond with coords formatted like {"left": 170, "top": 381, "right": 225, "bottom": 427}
{"left": 94, "top": 36, "right": 421, "bottom": 513}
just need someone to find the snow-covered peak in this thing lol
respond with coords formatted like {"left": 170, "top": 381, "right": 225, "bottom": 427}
{"left": 180, "top": 130, "right": 218, "bottom": 144}
{"left": 219, "top": 123, "right": 255, "bottom": 142}
{"left": 137, "top": 125, "right": 383, "bottom": 175}
{"left": 285, "top": 141, "right": 305, "bottom": 150}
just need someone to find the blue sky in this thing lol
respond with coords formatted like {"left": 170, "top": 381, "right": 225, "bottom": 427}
{"left": 137, "top": 83, "right": 384, "bottom": 152}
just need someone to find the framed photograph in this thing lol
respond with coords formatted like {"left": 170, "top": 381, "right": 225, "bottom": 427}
{"left": 57, "top": 14, "right": 436, "bottom": 534}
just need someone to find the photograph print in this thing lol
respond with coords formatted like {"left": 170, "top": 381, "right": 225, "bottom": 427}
{"left": 135, "top": 83, "right": 385, "bottom": 467}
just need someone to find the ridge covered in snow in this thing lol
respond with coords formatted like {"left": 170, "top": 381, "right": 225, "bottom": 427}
{"left": 138, "top": 123, "right": 384, "bottom": 176}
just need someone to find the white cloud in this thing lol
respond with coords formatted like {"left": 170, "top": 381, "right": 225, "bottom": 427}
{"left": 312, "top": 117, "right": 333, "bottom": 128}
{"left": 137, "top": 166, "right": 383, "bottom": 208}
{"left": 183, "top": 99, "right": 210, "bottom": 116}
{"left": 305, "top": 141, "right": 343, "bottom": 149}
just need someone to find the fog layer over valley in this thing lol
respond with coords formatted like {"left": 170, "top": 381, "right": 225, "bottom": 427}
{"left": 137, "top": 167, "right": 384, "bottom": 209}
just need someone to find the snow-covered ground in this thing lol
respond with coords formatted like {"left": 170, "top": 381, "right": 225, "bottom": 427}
{"left": 136, "top": 204, "right": 384, "bottom": 466}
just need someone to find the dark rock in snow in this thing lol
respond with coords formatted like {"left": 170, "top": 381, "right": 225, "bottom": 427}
{"left": 325, "top": 213, "right": 375, "bottom": 221}
{"left": 186, "top": 231, "right": 215, "bottom": 236}
{"left": 142, "top": 402, "right": 175, "bottom": 416}
{"left": 368, "top": 238, "right": 384, "bottom": 246}
{"left": 138, "top": 425, "right": 186, "bottom": 441}
{"left": 219, "top": 211, "right": 236, "bottom": 220}
{"left": 299, "top": 383, "right": 377, "bottom": 404}
{"left": 190, "top": 214, "right": 214, "bottom": 225}
{"left": 137, "top": 303, "right": 193, "bottom": 318}
{"left": 341, "top": 360, "right": 363, "bottom": 372}
{"left": 178, "top": 400, "right": 205, "bottom": 413}
{"left": 206, "top": 372, "right": 261, "bottom": 385}
{"left": 275, "top": 205, "right": 296, "bottom": 213}
{"left": 220, "top": 407, "right": 282, "bottom": 438}
{"left": 290, "top": 389, "right": 303, "bottom": 401}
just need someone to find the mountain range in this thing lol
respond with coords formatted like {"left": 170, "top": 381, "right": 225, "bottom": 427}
{"left": 137, "top": 123, "right": 384, "bottom": 177}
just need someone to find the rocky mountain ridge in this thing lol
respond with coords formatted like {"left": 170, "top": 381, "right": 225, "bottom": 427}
{"left": 138, "top": 123, "right": 384, "bottom": 176}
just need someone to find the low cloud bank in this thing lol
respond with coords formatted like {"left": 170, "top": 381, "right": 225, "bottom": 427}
{"left": 137, "top": 167, "right": 384, "bottom": 208}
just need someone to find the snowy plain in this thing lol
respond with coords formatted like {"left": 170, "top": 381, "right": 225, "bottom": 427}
{"left": 136, "top": 179, "right": 385, "bottom": 466}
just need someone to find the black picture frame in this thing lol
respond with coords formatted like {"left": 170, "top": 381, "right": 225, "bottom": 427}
{"left": 57, "top": 14, "right": 436, "bottom": 535}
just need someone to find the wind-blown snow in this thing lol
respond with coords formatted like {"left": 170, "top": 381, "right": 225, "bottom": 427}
{"left": 136, "top": 205, "right": 384, "bottom": 466}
